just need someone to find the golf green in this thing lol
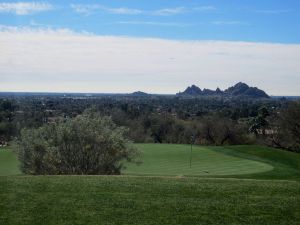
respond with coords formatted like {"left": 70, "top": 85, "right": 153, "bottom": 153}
{"left": 124, "top": 144, "right": 273, "bottom": 176}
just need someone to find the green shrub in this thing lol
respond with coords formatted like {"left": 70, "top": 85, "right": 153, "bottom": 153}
{"left": 16, "top": 111, "right": 139, "bottom": 175}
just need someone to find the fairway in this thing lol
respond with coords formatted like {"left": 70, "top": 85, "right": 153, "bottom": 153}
{"left": 0, "top": 147, "right": 20, "bottom": 176}
{"left": 1, "top": 144, "right": 300, "bottom": 180}
{"left": 1, "top": 144, "right": 300, "bottom": 224}
{"left": 125, "top": 144, "right": 273, "bottom": 176}
{"left": 1, "top": 176, "right": 299, "bottom": 225}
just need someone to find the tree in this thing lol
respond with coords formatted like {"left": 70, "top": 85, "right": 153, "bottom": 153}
{"left": 198, "top": 116, "right": 248, "bottom": 145}
{"left": 270, "top": 101, "right": 300, "bottom": 152}
{"left": 16, "top": 110, "right": 140, "bottom": 175}
{"left": 249, "top": 107, "right": 270, "bottom": 135}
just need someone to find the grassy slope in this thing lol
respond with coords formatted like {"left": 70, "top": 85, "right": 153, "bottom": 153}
{"left": 125, "top": 144, "right": 300, "bottom": 180}
{"left": 0, "top": 176, "right": 300, "bottom": 225}
{"left": 211, "top": 145, "right": 300, "bottom": 180}
{"left": 125, "top": 144, "right": 273, "bottom": 176}
{"left": 1, "top": 144, "right": 300, "bottom": 180}
{"left": 0, "top": 147, "right": 20, "bottom": 176}
{"left": 1, "top": 145, "right": 300, "bottom": 224}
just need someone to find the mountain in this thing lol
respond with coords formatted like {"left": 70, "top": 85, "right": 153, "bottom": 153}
{"left": 202, "top": 88, "right": 217, "bottom": 95}
{"left": 177, "top": 82, "right": 269, "bottom": 98}
{"left": 179, "top": 85, "right": 202, "bottom": 95}
{"left": 224, "top": 82, "right": 269, "bottom": 98}
{"left": 130, "top": 91, "right": 149, "bottom": 96}
{"left": 225, "top": 82, "right": 250, "bottom": 95}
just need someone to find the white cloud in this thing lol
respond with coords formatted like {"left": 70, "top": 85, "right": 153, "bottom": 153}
{"left": 71, "top": 5, "right": 192, "bottom": 16}
{"left": 0, "top": 2, "right": 53, "bottom": 15}
{"left": 106, "top": 7, "right": 143, "bottom": 15}
{"left": 152, "top": 7, "right": 186, "bottom": 16}
{"left": 70, "top": 4, "right": 99, "bottom": 15}
{"left": 0, "top": 26, "right": 300, "bottom": 95}
{"left": 0, "top": 25, "right": 75, "bottom": 35}
{"left": 71, "top": 4, "right": 142, "bottom": 15}
{"left": 151, "top": 5, "right": 217, "bottom": 16}
{"left": 212, "top": 21, "right": 250, "bottom": 26}
{"left": 116, "top": 21, "right": 193, "bottom": 27}
{"left": 194, "top": 6, "right": 217, "bottom": 11}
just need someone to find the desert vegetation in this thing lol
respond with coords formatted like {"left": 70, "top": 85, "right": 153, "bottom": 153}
{"left": 1, "top": 93, "right": 299, "bottom": 152}
{"left": 16, "top": 110, "right": 139, "bottom": 175}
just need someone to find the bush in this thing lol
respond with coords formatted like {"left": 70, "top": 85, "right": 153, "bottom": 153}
{"left": 269, "top": 101, "right": 300, "bottom": 152}
{"left": 16, "top": 111, "right": 140, "bottom": 175}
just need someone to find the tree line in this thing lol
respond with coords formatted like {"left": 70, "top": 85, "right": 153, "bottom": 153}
{"left": 0, "top": 95, "right": 299, "bottom": 152}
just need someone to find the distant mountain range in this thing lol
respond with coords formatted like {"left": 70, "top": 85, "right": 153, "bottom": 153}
{"left": 0, "top": 83, "right": 272, "bottom": 98}
{"left": 177, "top": 82, "right": 269, "bottom": 98}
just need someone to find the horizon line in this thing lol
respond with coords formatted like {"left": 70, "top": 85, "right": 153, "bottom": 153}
{"left": 1, "top": 91, "right": 299, "bottom": 97}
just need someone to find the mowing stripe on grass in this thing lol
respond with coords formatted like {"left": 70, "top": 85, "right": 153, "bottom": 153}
{"left": 124, "top": 144, "right": 273, "bottom": 176}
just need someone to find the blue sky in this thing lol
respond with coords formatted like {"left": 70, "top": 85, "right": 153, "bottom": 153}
{"left": 1, "top": 0, "right": 300, "bottom": 43}
{"left": 0, "top": 1, "right": 300, "bottom": 95}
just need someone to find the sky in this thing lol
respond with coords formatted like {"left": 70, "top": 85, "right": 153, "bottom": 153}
{"left": 0, "top": 0, "right": 300, "bottom": 95}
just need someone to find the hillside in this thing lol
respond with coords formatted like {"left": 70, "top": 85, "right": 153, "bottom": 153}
{"left": 1, "top": 145, "right": 300, "bottom": 224}
{"left": 130, "top": 91, "right": 150, "bottom": 96}
{"left": 0, "top": 176, "right": 299, "bottom": 225}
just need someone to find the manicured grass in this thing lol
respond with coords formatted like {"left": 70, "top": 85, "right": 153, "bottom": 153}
{"left": 211, "top": 145, "right": 300, "bottom": 180}
{"left": 124, "top": 144, "right": 300, "bottom": 180}
{"left": 1, "top": 144, "right": 300, "bottom": 224}
{"left": 1, "top": 144, "right": 300, "bottom": 180}
{"left": 0, "top": 176, "right": 299, "bottom": 225}
{"left": 0, "top": 147, "right": 20, "bottom": 176}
